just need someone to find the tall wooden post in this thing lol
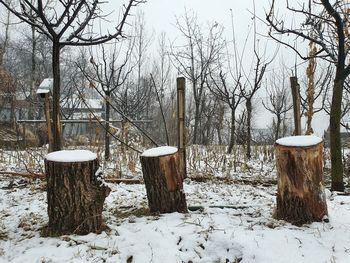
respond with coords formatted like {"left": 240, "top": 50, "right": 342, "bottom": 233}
{"left": 44, "top": 93, "right": 53, "bottom": 152}
{"left": 177, "top": 77, "right": 186, "bottom": 179}
{"left": 290, "top": 76, "right": 301, "bottom": 135}
{"left": 22, "top": 123, "right": 26, "bottom": 148}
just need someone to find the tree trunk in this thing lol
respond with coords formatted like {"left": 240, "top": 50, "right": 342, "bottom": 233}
{"left": 52, "top": 42, "right": 62, "bottom": 151}
{"left": 0, "top": 9, "right": 10, "bottom": 66}
{"left": 217, "top": 126, "right": 222, "bottom": 145}
{"left": 246, "top": 99, "right": 252, "bottom": 159}
{"left": 140, "top": 147, "right": 187, "bottom": 213}
{"left": 275, "top": 115, "right": 281, "bottom": 142}
{"left": 0, "top": 46, "right": 3, "bottom": 66}
{"left": 28, "top": 25, "right": 37, "bottom": 120}
{"left": 216, "top": 103, "right": 224, "bottom": 145}
{"left": 45, "top": 152, "right": 110, "bottom": 235}
{"left": 121, "top": 117, "right": 129, "bottom": 153}
{"left": 275, "top": 137, "right": 328, "bottom": 226}
{"left": 330, "top": 78, "right": 345, "bottom": 192}
{"left": 192, "top": 101, "right": 200, "bottom": 144}
{"left": 227, "top": 106, "right": 235, "bottom": 154}
{"left": 104, "top": 91, "right": 110, "bottom": 161}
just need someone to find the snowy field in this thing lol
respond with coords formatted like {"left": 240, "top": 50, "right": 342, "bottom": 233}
{"left": 0, "top": 175, "right": 350, "bottom": 263}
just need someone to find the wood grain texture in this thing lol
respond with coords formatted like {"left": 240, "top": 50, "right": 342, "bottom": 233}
{"left": 45, "top": 158, "right": 110, "bottom": 235}
{"left": 140, "top": 151, "right": 187, "bottom": 213}
{"left": 274, "top": 141, "right": 328, "bottom": 225}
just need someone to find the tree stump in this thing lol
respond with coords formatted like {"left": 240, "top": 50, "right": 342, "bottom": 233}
{"left": 45, "top": 150, "right": 110, "bottom": 235}
{"left": 140, "top": 146, "right": 187, "bottom": 213}
{"left": 275, "top": 135, "right": 328, "bottom": 226}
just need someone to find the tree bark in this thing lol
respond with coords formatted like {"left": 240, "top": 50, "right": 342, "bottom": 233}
{"left": 330, "top": 78, "right": 345, "bottom": 191}
{"left": 275, "top": 139, "right": 328, "bottom": 226}
{"left": 275, "top": 115, "right": 281, "bottom": 141}
{"left": 140, "top": 150, "right": 187, "bottom": 213}
{"left": 104, "top": 91, "right": 110, "bottom": 161}
{"left": 28, "top": 25, "right": 37, "bottom": 120}
{"left": 177, "top": 77, "right": 186, "bottom": 178}
{"left": 45, "top": 157, "right": 110, "bottom": 235}
{"left": 227, "top": 105, "right": 236, "bottom": 154}
{"left": 52, "top": 41, "right": 62, "bottom": 151}
{"left": 246, "top": 99, "right": 252, "bottom": 159}
{"left": 192, "top": 101, "right": 200, "bottom": 144}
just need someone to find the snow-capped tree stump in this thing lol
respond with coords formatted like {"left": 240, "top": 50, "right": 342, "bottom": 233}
{"left": 45, "top": 150, "right": 110, "bottom": 235}
{"left": 275, "top": 135, "right": 328, "bottom": 226}
{"left": 140, "top": 146, "right": 187, "bottom": 213}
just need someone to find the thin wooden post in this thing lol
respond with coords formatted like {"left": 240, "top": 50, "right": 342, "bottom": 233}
{"left": 44, "top": 93, "right": 53, "bottom": 152}
{"left": 290, "top": 76, "right": 301, "bottom": 135}
{"left": 177, "top": 77, "right": 186, "bottom": 179}
{"left": 23, "top": 123, "right": 26, "bottom": 148}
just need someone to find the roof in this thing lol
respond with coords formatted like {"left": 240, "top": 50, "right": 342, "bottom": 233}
{"left": 37, "top": 78, "right": 53, "bottom": 94}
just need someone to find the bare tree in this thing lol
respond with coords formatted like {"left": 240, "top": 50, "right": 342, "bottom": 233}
{"left": 209, "top": 68, "right": 243, "bottom": 153}
{"left": 267, "top": 0, "right": 350, "bottom": 191}
{"left": 171, "top": 10, "right": 225, "bottom": 144}
{"left": 78, "top": 40, "right": 135, "bottom": 160}
{"left": 153, "top": 32, "right": 171, "bottom": 102}
{"left": 150, "top": 32, "right": 172, "bottom": 145}
{"left": 262, "top": 69, "right": 293, "bottom": 141}
{"left": 300, "top": 63, "right": 333, "bottom": 132}
{"left": 0, "top": 0, "right": 11, "bottom": 66}
{"left": 0, "top": 2, "right": 15, "bottom": 125}
{"left": 4, "top": 29, "right": 53, "bottom": 123}
{"left": 242, "top": 48, "right": 269, "bottom": 159}
{"left": 133, "top": 10, "right": 152, "bottom": 92}
{"left": 0, "top": 0, "right": 144, "bottom": 151}
{"left": 324, "top": 79, "right": 350, "bottom": 130}
{"left": 236, "top": 110, "right": 248, "bottom": 145}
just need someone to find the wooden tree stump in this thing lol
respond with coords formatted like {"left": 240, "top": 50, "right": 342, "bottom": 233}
{"left": 275, "top": 135, "right": 328, "bottom": 226}
{"left": 45, "top": 150, "right": 110, "bottom": 235}
{"left": 140, "top": 146, "right": 187, "bottom": 213}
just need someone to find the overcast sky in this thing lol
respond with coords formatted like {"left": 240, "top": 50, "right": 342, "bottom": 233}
{"left": 141, "top": 0, "right": 268, "bottom": 35}
{"left": 140, "top": 0, "right": 273, "bottom": 49}
{"left": 137, "top": 0, "right": 327, "bottom": 135}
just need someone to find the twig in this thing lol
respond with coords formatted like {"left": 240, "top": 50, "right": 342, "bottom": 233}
{"left": 76, "top": 88, "right": 142, "bottom": 153}
{"left": 104, "top": 178, "right": 142, "bottom": 184}
{"left": 150, "top": 73, "right": 169, "bottom": 145}
{"left": 0, "top": 171, "right": 45, "bottom": 179}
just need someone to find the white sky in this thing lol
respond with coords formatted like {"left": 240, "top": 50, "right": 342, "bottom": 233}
{"left": 138, "top": 0, "right": 275, "bottom": 57}
{"left": 137, "top": 0, "right": 327, "bottom": 136}
{"left": 141, "top": 0, "right": 267, "bottom": 36}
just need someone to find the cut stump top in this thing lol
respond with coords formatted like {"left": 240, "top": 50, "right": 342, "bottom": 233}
{"left": 141, "top": 146, "right": 178, "bottom": 157}
{"left": 46, "top": 150, "right": 97, "bottom": 162}
{"left": 275, "top": 135, "right": 323, "bottom": 147}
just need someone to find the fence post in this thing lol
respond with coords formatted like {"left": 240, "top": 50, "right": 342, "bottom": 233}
{"left": 177, "top": 77, "right": 186, "bottom": 179}
{"left": 290, "top": 76, "right": 301, "bottom": 135}
{"left": 44, "top": 93, "right": 53, "bottom": 152}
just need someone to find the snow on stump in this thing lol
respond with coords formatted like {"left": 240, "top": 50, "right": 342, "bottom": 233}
{"left": 140, "top": 146, "right": 187, "bottom": 213}
{"left": 44, "top": 150, "right": 110, "bottom": 235}
{"left": 274, "top": 135, "right": 328, "bottom": 226}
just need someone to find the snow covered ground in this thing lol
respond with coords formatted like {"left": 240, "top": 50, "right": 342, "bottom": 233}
{"left": 0, "top": 175, "right": 350, "bottom": 263}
